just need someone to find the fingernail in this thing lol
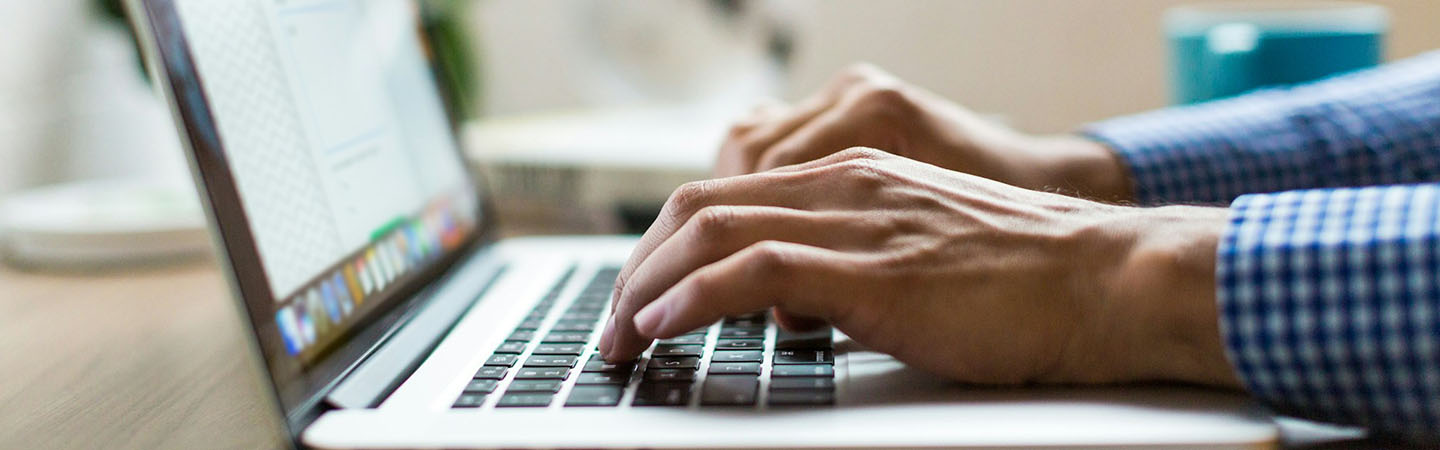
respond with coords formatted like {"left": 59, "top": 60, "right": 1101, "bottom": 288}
{"left": 633, "top": 301, "right": 668, "bottom": 337}
{"left": 598, "top": 314, "right": 616, "bottom": 355}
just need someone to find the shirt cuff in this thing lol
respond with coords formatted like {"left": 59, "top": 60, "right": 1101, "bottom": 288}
{"left": 1082, "top": 90, "right": 1314, "bottom": 206}
{"left": 1215, "top": 185, "right": 1440, "bottom": 439}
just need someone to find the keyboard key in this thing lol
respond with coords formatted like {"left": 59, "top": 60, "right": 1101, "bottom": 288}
{"left": 583, "top": 355, "right": 635, "bottom": 373}
{"left": 453, "top": 393, "right": 487, "bottom": 408}
{"left": 474, "top": 366, "right": 508, "bottom": 379}
{"left": 565, "top": 385, "right": 623, "bottom": 407}
{"left": 531, "top": 343, "right": 585, "bottom": 355}
{"left": 506, "top": 330, "right": 535, "bottom": 342}
{"left": 775, "top": 328, "right": 833, "bottom": 349}
{"left": 658, "top": 335, "right": 705, "bottom": 345}
{"left": 560, "top": 311, "right": 603, "bottom": 321}
{"left": 651, "top": 344, "right": 703, "bottom": 357}
{"left": 701, "top": 375, "right": 758, "bottom": 406}
{"left": 524, "top": 355, "right": 578, "bottom": 367}
{"left": 647, "top": 357, "right": 700, "bottom": 370}
{"left": 774, "top": 349, "right": 834, "bottom": 365}
{"left": 768, "top": 389, "right": 834, "bottom": 406}
{"left": 722, "top": 317, "right": 765, "bottom": 328}
{"left": 726, "top": 311, "right": 765, "bottom": 322}
{"left": 514, "top": 367, "right": 571, "bottom": 379}
{"left": 507, "top": 380, "right": 563, "bottom": 393}
{"left": 707, "top": 362, "right": 761, "bottom": 375}
{"left": 770, "top": 377, "right": 835, "bottom": 390}
{"left": 577, "top": 372, "right": 630, "bottom": 385}
{"left": 567, "top": 303, "right": 606, "bottom": 312}
{"left": 550, "top": 321, "right": 595, "bottom": 332}
{"left": 543, "top": 332, "right": 591, "bottom": 343}
{"left": 496, "top": 392, "right": 553, "bottom": 407}
{"left": 633, "top": 383, "right": 692, "bottom": 406}
{"left": 514, "top": 319, "right": 544, "bottom": 331}
{"left": 715, "top": 339, "right": 763, "bottom": 350}
{"left": 643, "top": 369, "right": 696, "bottom": 382}
{"left": 681, "top": 328, "right": 710, "bottom": 336}
{"left": 719, "top": 327, "right": 765, "bottom": 339}
{"left": 485, "top": 354, "right": 518, "bottom": 367}
{"left": 711, "top": 350, "right": 762, "bottom": 363}
{"left": 464, "top": 379, "right": 499, "bottom": 393}
{"left": 771, "top": 364, "right": 833, "bottom": 378}
{"left": 494, "top": 341, "right": 527, "bottom": 354}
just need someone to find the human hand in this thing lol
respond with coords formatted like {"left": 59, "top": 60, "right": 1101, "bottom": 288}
{"left": 716, "top": 64, "right": 1134, "bottom": 202}
{"left": 601, "top": 148, "right": 1239, "bottom": 387}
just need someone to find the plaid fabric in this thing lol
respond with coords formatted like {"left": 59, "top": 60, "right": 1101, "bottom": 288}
{"left": 1224, "top": 186, "right": 1440, "bottom": 440}
{"left": 1086, "top": 51, "right": 1440, "bottom": 206}
{"left": 1086, "top": 52, "right": 1440, "bottom": 440}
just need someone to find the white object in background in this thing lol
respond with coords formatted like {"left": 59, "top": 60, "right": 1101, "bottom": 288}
{"left": 0, "top": 178, "right": 210, "bottom": 269}
{"left": 464, "top": 106, "right": 719, "bottom": 218}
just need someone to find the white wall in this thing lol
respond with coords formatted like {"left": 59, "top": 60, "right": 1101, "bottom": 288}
{"left": 475, "top": 0, "right": 1440, "bottom": 134}
{"left": 783, "top": 0, "right": 1440, "bottom": 133}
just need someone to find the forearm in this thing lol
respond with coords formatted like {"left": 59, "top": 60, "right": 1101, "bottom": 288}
{"left": 1082, "top": 50, "right": 1440, "bottom": 205}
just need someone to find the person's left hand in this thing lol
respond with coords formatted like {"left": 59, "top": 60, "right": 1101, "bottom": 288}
{"left": 598, "top": 148, "right": 1239, "bottom": 387}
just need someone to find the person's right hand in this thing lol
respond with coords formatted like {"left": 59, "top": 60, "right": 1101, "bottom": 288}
{"left": 716, "top": 64, "right": 1135, "bottom": 202}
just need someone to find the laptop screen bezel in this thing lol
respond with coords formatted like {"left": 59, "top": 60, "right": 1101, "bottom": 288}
{"left": 131, "top": 0, "right": 495, "bottom": 437}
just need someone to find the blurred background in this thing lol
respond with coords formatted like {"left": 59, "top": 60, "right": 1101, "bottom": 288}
{"left": 2, "top": 0, "right": 1438, "bottom": 262}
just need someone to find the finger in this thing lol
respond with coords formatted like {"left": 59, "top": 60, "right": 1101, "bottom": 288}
{"left": 605, "top": 206, "right": 885, "bottom": 358}
{"left": 725, "top": 98, "right": 790, "bottom": 138}
{"left": 752, "top": 102, "right": 871, "bottom": 171}
{"left": 629, "top": 241, "right": 864, "bottom": 340}
{"left": 766, "top": 145, "right": 896, "bottom": 174}
{"left": 604, "top": 171, "right": 834, "bottom": 353}
{"left": 714, "top": 69, "right": 874, "bottom": 177}
{"left": 750, "top": 97, "right": 787, "bottom": 118}
{"left": 772, "top": 309, "right": 828, "bottom": 332}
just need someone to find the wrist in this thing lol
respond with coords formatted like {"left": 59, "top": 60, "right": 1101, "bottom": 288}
{"left": 1109, "top": 206, "right": 1239, "bottom": 387}
{"left": 1061, "top": 206, "right": 1240, "bottom": 387}
{"left": 1015, "top": 135, "right": 1135, "bottom": 203}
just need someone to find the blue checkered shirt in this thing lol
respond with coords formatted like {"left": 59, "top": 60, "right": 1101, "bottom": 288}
{"left": 1086, "top": 51, "right": 1440, "bottom": 441}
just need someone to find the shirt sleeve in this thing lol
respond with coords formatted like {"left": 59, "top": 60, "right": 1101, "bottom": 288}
{"left": 1218, "top": 184, "right": 1440, "bottom": 441}
{"left": 1083, "top": 51, "right": 1440, "bottom": 205}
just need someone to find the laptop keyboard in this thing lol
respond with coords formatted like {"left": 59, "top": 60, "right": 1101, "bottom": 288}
{"left": 452, "top": 266, "right": 836, "bottom": 409}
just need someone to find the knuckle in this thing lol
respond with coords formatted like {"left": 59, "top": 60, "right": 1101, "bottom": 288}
{"left": 826, "top": 157, "right": 887, "bottom": 185}
{"left": 743, "top": 240, "right": 794, "bottom": 276}
{"left": 667, "top": 180, "right": 717, "bottom": 214}
{"left": 850, "top": 84, "right": 913, "bottom": 113}
{"left": 835, "top": 146, "right": 888, "bottom": 162}
{"left": 690, "top": 205, "right": 738, "bottom": 237}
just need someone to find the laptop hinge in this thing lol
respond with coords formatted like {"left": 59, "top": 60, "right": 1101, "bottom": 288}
{"left": 325, "top": 250, "right": 507, "bottom": 409}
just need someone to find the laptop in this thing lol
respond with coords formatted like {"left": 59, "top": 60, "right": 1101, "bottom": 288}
{"left": 127, "top": 0, "right": 1279, "bottom": 447}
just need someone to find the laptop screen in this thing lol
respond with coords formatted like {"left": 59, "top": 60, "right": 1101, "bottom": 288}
{"left": 140, "top": 0, "right": 483, "bottom": 417}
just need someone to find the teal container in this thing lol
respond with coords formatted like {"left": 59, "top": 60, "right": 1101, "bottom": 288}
{"left": 1165, "top": 2, "right": 1388, "bottom": 104}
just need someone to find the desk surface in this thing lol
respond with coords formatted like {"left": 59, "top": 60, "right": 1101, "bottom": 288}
{"left": 0, "top": 261, "right": 286, "bottom": 449}
{"left": 0, "top": 258, "right": 1393, "bottom": 449}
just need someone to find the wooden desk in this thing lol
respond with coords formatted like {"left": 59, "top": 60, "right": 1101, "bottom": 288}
{"left": 0, "top": 260, "right": 286, "bottom": 449}
{"left": 0, "top": 258, "right": 1395, "bottom": 449}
